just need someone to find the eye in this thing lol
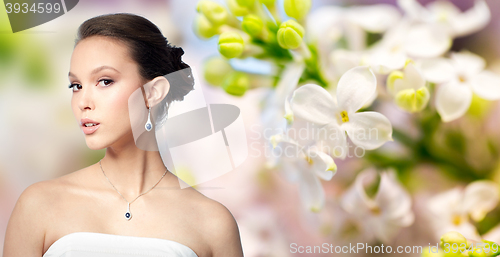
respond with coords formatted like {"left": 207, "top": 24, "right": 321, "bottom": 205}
{"left": 68, "top": 83, "right": 82, "bottom": 92}
{"left": 98, "top": 79, "right": 114, "bottom": 87}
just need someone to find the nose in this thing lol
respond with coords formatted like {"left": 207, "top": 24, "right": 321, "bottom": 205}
{"left": 77, "top": 84, "right": 95, "bottom": 111}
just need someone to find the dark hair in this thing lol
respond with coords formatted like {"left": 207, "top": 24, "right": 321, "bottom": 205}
{"left": 75, "top": 13, "right": 194, "bottom": 126}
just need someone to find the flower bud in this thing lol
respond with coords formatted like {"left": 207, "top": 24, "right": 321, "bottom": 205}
{"left": 194, "top": 14, "right": 218, "bottom": 39}
{"left": 218, "top": 32, "right": 245, "bottom": 58}
{"left": 395, "top": 86, "right": 430, "bottom": 113}
{"left": 260, "top": 0, "right": 276, "bottom": 7}
{"left": 242, "top": 14, "right": 264, "bottom": 37}
{"left": 440, "top": 232, "right": 468, "bottom": 248}
{"left": 222, "top": 72, "right": 250, "bottom": 96}
{"left": 203, "top": 56, "right": 234, "bottom": 86}
{"left": 277, "top": 20, "right": 304, "bottom": 49}
{"left": 226, "top": 0, "right": 250, "bottom": 16}
{"left": 443, "top": 252, "right": 467, "bottom": 257}
{"left": 468, "top": 249, "right": 486, "bottom": 257}
{"left": 196, "top": 0, "right": 228, "bottom": 26}
{"left": 236, "top": 0, "right": 255, "bottom": 7}
{"left": 481, "top": 240, "right": 498, "bottom": 257}
{"left": 284, "top": 0, "right": 311, "bottom": 20}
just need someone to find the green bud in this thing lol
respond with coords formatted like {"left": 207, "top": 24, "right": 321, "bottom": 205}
{"left": 283, "top": 112, "right": 294, "bottom": 123}
{"left": 242, "top": 14, "right": 264, "bottom": 37}
{"left": 481, "top": 240, "right": 500, "bottom": 257}
{"left": 415, "top": 87, "right": 430, "bottom": 111}
{"left": 194, "top": 14, "right": 218, "bottom": 39}
{"left": 386, "top": 70, "right": 404, "bottom": 94}
{"left": 260, "top": 0, "right": 276, "bottom": 7}
{"left": 395, "top": 86, "right": 430, "bottom": 113}
{"left": 218, "top": 32, "right": 245, "bottom": 58}
{"left": 203, "top": 56, "right": 234, "bottom": 86}
{"left": 226, "top": 0, "right": 250, "bottom": 16}
{"left": 441, "top": 232, "right": 468, "bottom": 249}
{"left": 222, "top": 72, "right": 250, "bottom": 96}
{"left": 196, "top": 0, "right": 228, "bottom": 26}
{"left": 236, "top": 0, "right": 255, "bottom": 7}
{"left": 443, "top": 252, "right": 468, "bottom": 257}
{"left": 277, "top": 20, "right": 304, "bottom": 49}
{"left": 284, "top": 0, "right": 311, "bottom": 20}
{"left": 469, "top": 248, "right": 487, "bottom": 257}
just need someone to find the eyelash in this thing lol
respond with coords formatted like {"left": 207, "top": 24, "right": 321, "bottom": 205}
{"left": 68, "top": 79, "right": 114, "bottom": 92}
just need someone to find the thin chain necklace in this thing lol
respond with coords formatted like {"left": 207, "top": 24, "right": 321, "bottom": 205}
{"left": 99, "top": 159, "right": 168, "bottom": 221}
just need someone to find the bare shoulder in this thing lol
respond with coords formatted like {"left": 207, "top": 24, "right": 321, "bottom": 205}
{"left": 3, "top": 166, "right": 96, "bottom": 256}
{"left": 4, "top": 166, "right": 90, "bottom": 232}
{"left": 9, "top": 177, "right": 70, "bottom": 224}
{"left": 9, "top": 178, "right": 63, "bottom": 221}
{"left": 187, "top": 193, "right": 244, "bottom": 257}
{"left": 3, "top": 180, "right": 58, "bottom": 256}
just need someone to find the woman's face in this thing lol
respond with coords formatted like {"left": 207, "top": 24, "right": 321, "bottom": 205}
{"left": 69, "top": 36, "right": 146, "bottom": 150}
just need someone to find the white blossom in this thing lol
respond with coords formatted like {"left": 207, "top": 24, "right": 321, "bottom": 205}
{"left": 427, "top": 180, "right": 500, "bottom": 240}
{"left": 269, "top": 133, "right": 337, "bottom": 212}
{"left": 341, "top": 168, "right": 414, "bottom": 243}
{"left": 290, "top": 66, "right": 393, "bottom": 157}
{"left": 417, "top": 51, "right": 500, "bottom": 122}
{"left": 398, "top": 0, "right": 491, "bottom": 38}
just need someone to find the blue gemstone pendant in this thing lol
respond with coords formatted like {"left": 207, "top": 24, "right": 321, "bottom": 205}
{"left": 145, "top": 108, "right": 152, "bottom": 132}
{"left": 125, "top": 202, "right": 132, "bottom": 221}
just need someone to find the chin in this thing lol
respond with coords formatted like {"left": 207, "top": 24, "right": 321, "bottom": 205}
{"left": 85, "top": 138, "right": 108, "bottom": 150}
{"left": 86, "top": 143, "right": 107, "bottom": 151}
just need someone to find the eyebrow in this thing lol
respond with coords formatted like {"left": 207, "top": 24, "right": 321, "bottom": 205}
{"left": 68, "top": 65, "right": 121, "bottom": 78}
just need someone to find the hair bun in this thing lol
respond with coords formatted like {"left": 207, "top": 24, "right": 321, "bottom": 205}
{"left": 171, "top": 47, "right": 184, "bottom": 60}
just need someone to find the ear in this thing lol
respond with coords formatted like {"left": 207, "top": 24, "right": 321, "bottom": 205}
{"left": 143, "top": 76, "right": 170, "bottom": 108}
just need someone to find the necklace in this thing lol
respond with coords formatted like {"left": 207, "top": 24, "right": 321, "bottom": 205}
{"left": 99, "top": 159, "right": 168, "bottom": 221}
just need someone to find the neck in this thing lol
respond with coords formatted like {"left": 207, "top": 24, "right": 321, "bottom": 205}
{"left": 99, "top": 143, "right": 171, "bottom": 201}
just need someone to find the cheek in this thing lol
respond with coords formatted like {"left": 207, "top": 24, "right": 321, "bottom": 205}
{"left": 107, "top": 90, "right": 137, "bottom": 127}
{"left": 70, "top": 98, "right": 78, "bottom": 116}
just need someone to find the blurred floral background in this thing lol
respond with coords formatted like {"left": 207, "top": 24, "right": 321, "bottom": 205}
{"left": 1, "top": 0, "right": 500, "bottom": 256}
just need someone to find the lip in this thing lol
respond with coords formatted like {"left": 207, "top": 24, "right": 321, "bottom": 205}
{"left": 80, "top": 118, "right": 100, "bottom": 135}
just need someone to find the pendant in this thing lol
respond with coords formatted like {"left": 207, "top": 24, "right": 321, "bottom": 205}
{"left": 125, "top": 202, "right": 132, "bottom": 221}
{"left": 145, "top": 110, "right": 152, "bottom": 131}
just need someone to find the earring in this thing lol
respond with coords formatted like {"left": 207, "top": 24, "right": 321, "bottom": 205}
{"left": 145, "top": 107, "right": 152, "bottom": 131}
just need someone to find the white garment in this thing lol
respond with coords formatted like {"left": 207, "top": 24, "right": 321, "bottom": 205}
{"left": 42, "top": 232, "right": 199, "bottom": 257}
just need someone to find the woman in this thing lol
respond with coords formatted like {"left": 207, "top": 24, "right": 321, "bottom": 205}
{"left": 3, "top": 13, "right": 244, "bottom": 257}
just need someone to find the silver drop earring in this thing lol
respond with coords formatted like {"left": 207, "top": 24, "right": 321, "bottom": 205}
{"left": 145, "top": 106, "right": 152, "bottom": 131}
